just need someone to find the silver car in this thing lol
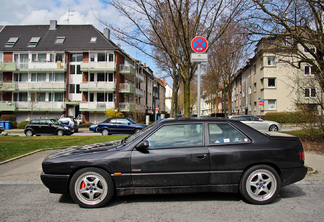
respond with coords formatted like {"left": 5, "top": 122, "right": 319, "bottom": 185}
{"left": 228, "top": 115, "right": 281, "bottom": 131}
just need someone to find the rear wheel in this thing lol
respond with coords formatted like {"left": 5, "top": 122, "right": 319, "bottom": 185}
{"left": 239, "top": 165, "right": 280, "bottom": 204}
{"left": 101, "top": 129, "right": 110, "bottom": 136}
{"left": 25, "top": 130, "right": 33, "bottom": 137}
{"left": 70, "top": 167, "right": 114, "bottom": 208}
{"left": 269, "top": 125, "right": 278, "bottom": 131}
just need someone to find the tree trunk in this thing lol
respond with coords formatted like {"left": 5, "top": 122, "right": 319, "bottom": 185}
{"left": 183, "top": 78, "right": 191, "bottom": 119}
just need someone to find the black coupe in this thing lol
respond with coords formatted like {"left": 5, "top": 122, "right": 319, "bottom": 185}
{"left": 41, "top": 118, "right": 307, "bottom": 208}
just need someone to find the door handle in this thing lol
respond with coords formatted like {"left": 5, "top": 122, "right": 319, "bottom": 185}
{"left": 196, "top": 154, "right": 207, "bottom": 159}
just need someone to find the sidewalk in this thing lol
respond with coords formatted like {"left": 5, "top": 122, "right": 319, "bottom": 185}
{"left": 305, "top": 151, "right": 324, "bottom": 180}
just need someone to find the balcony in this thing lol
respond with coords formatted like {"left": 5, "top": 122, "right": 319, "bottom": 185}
{"left": 80, "top": 82, "right": 116, "bottom": 92}
{"left": 80, "top": 102, "right": 115, "bottom": 112}
{"left": 0, "top": 83, "right": 16, "bottom": 91}
{"left": 15, "top": 62, "right": 66, "bottom": 72}
{"left": 119, "top": 102, "right": 135, "bottom": 112}
{"left": 119, "top": 64, "right": 136, "bottom": 79}
{"left": 15, "top": 101, "right": 65, "bottom": 111}
{"left": 80, "top": 61, "right": 116, "bottom": 72}
{"left": 119, "top": 83, "right": 136, "bottom": 94}
{"left": 16, "top": 82, "right": 66, "bottom": 92}
{"left": 0, "top": 102, "right": 16, "bottom": 111}
{"left": 0, "top": 62, "right": 16, "bottom": 71}
{"left": 136, "top": 88, "right": 144, "bottom": 97}
{"left": 136, "top": 72, "right": 144, "bottom": 82}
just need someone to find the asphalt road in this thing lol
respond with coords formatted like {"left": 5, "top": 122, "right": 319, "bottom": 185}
{"left": 0, "top": 150, "right": 323, "bottom": 221}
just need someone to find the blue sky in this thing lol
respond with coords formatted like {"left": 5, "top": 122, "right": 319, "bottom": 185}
{"left": 0, "top": 0, "right": 161, "bottom": 79}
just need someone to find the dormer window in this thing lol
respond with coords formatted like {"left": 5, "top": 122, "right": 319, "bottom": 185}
{"left": 55, "top": 36, "right": 65, "bottom": 44}
{"left": 28, "top": 37, "right": 40, "bottom": 47}
{"left": 90, "top": 37, "right": 97, "bottom": 43}
{"left": 5, "top": 37, "right": 19, "bottom": 47}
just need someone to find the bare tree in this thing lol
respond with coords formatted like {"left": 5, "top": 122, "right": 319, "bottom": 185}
{"left": 102, "top": 0, "right": 245, "bottom": 118}
{"left": 246, "top": 0, "right": 324, "bottom": 95}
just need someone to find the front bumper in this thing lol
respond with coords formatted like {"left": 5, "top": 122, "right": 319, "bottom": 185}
{"left": 41, "top": 172, "right": 70, "bottom": 194}
{"left": 281, "top": 166, "right": 307, "bottom": 187}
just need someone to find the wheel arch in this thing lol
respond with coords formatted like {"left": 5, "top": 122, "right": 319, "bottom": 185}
{"left": 241, "top": 162, "right": 283, "bottom": 183}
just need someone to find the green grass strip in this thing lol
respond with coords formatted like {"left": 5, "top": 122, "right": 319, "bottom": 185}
{"left": 0, "top": 135, "right": 127, "bottom": 162}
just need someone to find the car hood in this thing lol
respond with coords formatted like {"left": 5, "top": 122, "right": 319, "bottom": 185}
{"left": 134, "top": 123, "right": 147, "bottom": 128}
{"left": 44, "top": 140, "right": 122, "bottom": 160}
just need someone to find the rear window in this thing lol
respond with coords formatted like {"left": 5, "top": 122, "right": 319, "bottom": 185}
{"left": 208, "top": 123, "right": 250, "bottom": 144}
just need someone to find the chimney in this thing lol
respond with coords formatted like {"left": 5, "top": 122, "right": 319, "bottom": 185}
{"left": 104, "top": 28, "right": 110, "bottom": 40}
{"left": 50, "top": 20, "right": 57, "bottom": 30}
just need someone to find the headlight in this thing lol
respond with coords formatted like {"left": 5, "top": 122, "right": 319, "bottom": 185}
{"left": 64, "top": 126, "right": 69, "bottom": 130}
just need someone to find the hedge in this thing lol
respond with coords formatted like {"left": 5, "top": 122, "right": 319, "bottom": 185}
{"left": 265, "top": 111, "right": 317, "bottom": 124}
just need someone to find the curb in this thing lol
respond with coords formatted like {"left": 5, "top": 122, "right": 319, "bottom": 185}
{"left": 0, "top": 147, "right": 66, "bottom": 166}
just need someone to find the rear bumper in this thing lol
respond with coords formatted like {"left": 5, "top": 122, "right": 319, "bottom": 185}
{"left": 41, "top": 172, "right": 70, "bottom": 194}
{"left": 281, "top": 166, "right": 307, "bottom": 187}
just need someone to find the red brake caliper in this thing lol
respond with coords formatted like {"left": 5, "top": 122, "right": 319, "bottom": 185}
{"left": 80, "top": 181, "right": 86, "bottom": 189}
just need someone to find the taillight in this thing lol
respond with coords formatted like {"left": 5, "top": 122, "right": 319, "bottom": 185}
{"left": 300, "top": 151, "right": 305, "bottom": 161}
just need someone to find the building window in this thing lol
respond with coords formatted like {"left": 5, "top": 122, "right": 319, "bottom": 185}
{"left": 90, "top": 37, "right": 97, "bottom": 43}
{"left": 5, "top": 37, "right": 19, "bottom": 47}
{"left": 14, "top": 73, "right": 28, "bottom": 82}
{"left": 49, "top": 73, "right": 64, "bottom": 82}
{"left": 70, "top": 54, "right": 83, "bottom": 62}
{"left": 28, "top": 37, "right": 40, "bottom": 47}
{"left": 305, "top": 88, "right": 316, "bottom": 98}
{"left": 109, "top": 54, "right": 114, "bottom": 62}
{"left": 254, "top": 83, "right": 257, "bottom": 92}
{"left": 55, "top": 37, "right": 65, "bottom": 44}
{"left": 98, "top": 53, "right": 106, "bottom": 62}
{"left": 90, "top": 54, "right": 95, "bottom": 62}
{"left": 267, "top": 56, "right": 275, "bottom": 66}
{"left": 31, "top": 73, "right": 46, "bottom": 82}
{"left": 90, "top": 93, "right": 94, "bottom": 102}
{"left": 0, "top": 52, "right": 3, "bottom": 62}
{"left": 55, "top": 53, "right": 64, "bottom": 62}
{"left": 97, "top": 93, "right": 113, "bottom": 102}
{"left": 305, "top": 66, "right": 315, "bottom": 75}
{"left": 69, "top": 84, "right": 75, "bottom": 93}
{"left": 268, "top": 78, "right": 276, "bottom": 87}
{"left": 70, "top": 65, "right": 81, "bottom": 75}
{"left": 54, "top": 93, "right": 64, "bottom": 102}
{"left": 13, "top": 92, "right": 27, "bottom": 101}
{"left": 36, "top": 92, "right": 46, "bottom": 101}
{"left": 268, "top": 100, "right": 276, "bottom": 110}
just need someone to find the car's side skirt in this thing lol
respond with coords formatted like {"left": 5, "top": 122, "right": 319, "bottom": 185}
{"left": 115, "top": 184, "right": 239, "bottom": 196}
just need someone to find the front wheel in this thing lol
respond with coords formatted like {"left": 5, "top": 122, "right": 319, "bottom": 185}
{"left": 101, "top": 129, "right": 110, "bottom": 136}
{"left": 239, "top": 165, "right": 280, "bottom": 204}
{"left": 70, "top": 167, "right": 114, "bottom": 208}
{"left": 57, "top": 130, "right": 64, "bottom": 136}
{"left": 25, "top": 130, "right": 33, "bottom": 137}
{"left": 269, "top": 125, "right": 278, "bottom": 131}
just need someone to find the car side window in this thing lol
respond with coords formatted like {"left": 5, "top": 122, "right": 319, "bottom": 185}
{"left": 119, "top": 119, "right": 130, "bottom": 124}
{"left": 110, "top": 119, "right": 117, "bottom": 124}
{"left": 208, "top": 123, "right": 250, "bottom": 144}
{"left": 30, "top": 120, "right": 39, "bottom": 124}
{"left": 147, "top": 123, "right": 203, "bottom": 148}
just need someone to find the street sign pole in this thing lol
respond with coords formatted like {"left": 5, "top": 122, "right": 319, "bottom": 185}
{"left": 191, "top": 36, "right": 208, "bottom": 119}
{"left": 197, "top": 62, "right": 201, "bottom": 118}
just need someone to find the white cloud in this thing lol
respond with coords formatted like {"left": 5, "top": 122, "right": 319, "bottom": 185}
{"left": 0, "top": 0, "right": 156, "bottom": 72}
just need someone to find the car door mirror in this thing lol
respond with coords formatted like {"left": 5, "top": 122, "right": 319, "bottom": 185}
{"left": 136, "top": 140, "right": 149, "bottom": 153}
{"left": 128, "top": 122, "right": 131, "bottom": 125}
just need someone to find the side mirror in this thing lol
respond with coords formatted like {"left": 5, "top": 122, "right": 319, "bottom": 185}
{"left": 135, "top": 140, "right": 149, "bottom": 153}
{"left": 128, "top": 122, "right": 131, "bottom": 125}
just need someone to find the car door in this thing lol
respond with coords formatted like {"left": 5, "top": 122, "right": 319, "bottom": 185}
{"left": 107, "top": 119, "right": 119, "bottom": 133}
{"left": 117, "top": 118, "right": 134, "bottom": 134}
{"left": 249, "top": 116, "right": 267, "bottom": 131}
{"left": 40, "top": 119, "right": 54, "bottom": 134}
{"left": 131, "top": 123, "right": 209, "bottom": 187}
{"left": 207, "top": 122, "right": 252, "bottom": 185}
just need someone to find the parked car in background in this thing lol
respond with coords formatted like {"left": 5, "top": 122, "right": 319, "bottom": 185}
{"left": 0, "top": 126, "right": 4, "bottom": 133}
{"left": 24, "top": 119, "right": 74, "bottom": 136}
{"left": 97, "top": 117, "right": 147, "bottom": 135}
{"left": 41, "top": 118, "right": 306, "bottom": 208}
{"left": 58, "top": 117, "right": 79, "bottom": 132}
{"left": 228, "top": 115, "right": 281, "bottom": 131}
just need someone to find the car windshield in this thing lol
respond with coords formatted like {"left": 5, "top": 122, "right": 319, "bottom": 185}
{"left": 51, "top": 119, "right": 61, "bottom": 125}
{"left": 121, "top": 120, "right": 161, "bottom": 145}
{"left": 127, "top": 118, "right": 136, "bottom": 124}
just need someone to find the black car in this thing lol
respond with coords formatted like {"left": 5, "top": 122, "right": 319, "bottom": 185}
{"left": 41, "top": 118, "right": 307, "bottom": 208}
{"left": 96, "top": 117, "right": 147, "bottom": 135}
{"left": 24, "top": 119, "right": 74, "bottom": 136}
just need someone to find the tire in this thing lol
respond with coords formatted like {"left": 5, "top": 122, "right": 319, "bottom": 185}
{"left": 101, "top": 129, "right": 109, "bottom": 136}
{"left": 239, "top": 165, "right": 280, "bottom": 205}
{"left": 57, "top": 130, "right": 64, "bottom": 136}
{"left": 134, "top": 129, "right": 141, "bottom": 134}
{"left": 70, "top": 167, "right": 114, "bottom": 208}
{"left": 95, "top": 127, "right": 98, "bottom": 132}
{"left": 269, "top": 125, "right": 278, "bottom": 131}
{"left": 25, "top": 130, "right": 33, "bottom": 137}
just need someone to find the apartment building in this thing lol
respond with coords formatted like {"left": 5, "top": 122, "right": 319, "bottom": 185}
{"left": 232, "top": 37, "right": 322, "bottom": 116}
{"left": 0, "top": 20, "right": 165, "bottom": 123}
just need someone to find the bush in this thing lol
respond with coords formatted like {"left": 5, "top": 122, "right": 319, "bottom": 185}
{"left": 0, "top": 114, "right": 16, "bottom": 122}
{"left": 265, "top": 112, "right": 315, "bottom": 124}
{"left": 18, "top": 121, "right": 29, "bottom": 129}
